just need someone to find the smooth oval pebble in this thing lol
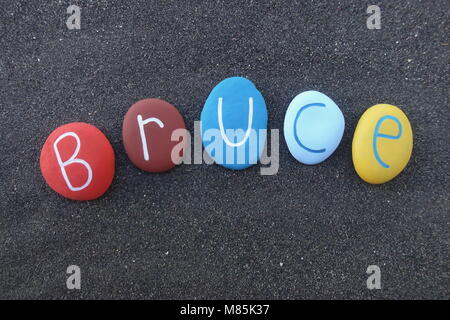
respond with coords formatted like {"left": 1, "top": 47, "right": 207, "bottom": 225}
{"left": 284, "top": 90, "right": 345, "bottom": 165}
{"left": 122, "top": 98, "right": 187, "bottom": 173}
{"left": 40, "top": 122, "right": 115, "bottom": 201}
{"left": 200, "top": 77, "right": 268, "bottom": 170}
{"left": 352, "top": 104, "right": 413, "bottom": 184}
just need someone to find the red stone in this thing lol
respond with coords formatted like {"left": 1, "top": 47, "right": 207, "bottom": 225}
{"left": 40, "top": 122, "right": 115, "bottom": 201}
{"left": 122, "top": 98, "right": 187, "bottom": 172}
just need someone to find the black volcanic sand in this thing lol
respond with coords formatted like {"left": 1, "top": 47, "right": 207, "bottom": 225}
{"left": 0, "top": 0, "right": 448, "bottom": 299}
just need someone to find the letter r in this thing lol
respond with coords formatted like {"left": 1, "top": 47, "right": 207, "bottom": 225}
{"left": 137, "top": 115, "right": 165, "bottom": 161}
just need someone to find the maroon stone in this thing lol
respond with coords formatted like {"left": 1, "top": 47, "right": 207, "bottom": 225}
{"left": 122, "top": 98, "right": 187, "bottom": 172}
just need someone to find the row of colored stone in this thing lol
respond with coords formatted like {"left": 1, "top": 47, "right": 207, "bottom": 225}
{"left": 40, "top": 77, "right": 413, "bottom": 201}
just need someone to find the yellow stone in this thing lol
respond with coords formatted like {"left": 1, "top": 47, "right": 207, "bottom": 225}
{"left": 352, "top": 104, "right": 413, "bottom": 184}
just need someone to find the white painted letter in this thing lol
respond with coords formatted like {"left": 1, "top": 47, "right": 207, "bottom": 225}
{"left": 53, "top": 132, "right": 92, "bottom": 191}
{"left": 218, "top": 97, "right": 253, "bottom": 147}
{"left": 137, "top": 115, "right": 164, "bottom": 161}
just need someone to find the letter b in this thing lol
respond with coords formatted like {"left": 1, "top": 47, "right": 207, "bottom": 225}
{"left": 53, "top": 132, "right": 93, "bottom": 191}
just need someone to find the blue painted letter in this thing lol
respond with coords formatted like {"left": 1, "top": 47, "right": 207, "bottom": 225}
{"left": 373, "top": 115, "right": 402, "bottom": 168}
{"left": 293, "top": 103, "right": 327, "bottom": 154}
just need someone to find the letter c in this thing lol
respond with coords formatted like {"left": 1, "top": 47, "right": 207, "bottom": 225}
{"left": 293, "top": 103, "right": 327, "bottom": 153}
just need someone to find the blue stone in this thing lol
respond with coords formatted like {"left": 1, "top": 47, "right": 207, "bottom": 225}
{"left": 201, "top": 77, "right": 268, "bottom": 170}
{"left": 283, "top": 91, "right": 345, "bottom": 165}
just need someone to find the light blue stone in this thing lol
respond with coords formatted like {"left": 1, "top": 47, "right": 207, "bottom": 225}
{"left": 283, "top": 91, "right": 345, "bottom": 165}
{"left": 201, "top": 77, "right": 268, "bottom": 170}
